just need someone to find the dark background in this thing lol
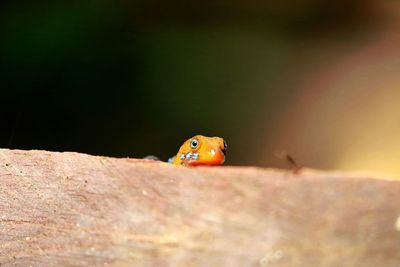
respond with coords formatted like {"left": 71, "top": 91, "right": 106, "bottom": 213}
{"left": 1, "top": 1, "right": 400, "bottom": 174}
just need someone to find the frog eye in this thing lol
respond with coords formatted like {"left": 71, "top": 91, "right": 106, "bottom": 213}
{"left": 222, "top": 140, "right": 227, "bottom": 155}
{"left": 190, "top": 138, "right": 199, "bottom": 149}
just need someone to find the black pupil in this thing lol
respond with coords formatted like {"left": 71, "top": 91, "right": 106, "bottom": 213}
{"left": 191, "top": 140, "right": 198, "bottom": 148}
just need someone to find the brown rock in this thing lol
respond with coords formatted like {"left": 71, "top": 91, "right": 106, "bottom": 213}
{"left": 0, "top": 149, "right": 399, "bottom": 266}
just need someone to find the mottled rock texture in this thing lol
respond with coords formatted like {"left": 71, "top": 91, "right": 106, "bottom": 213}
{"left": 0, "top": 149, "right": 399, "bottom": 267}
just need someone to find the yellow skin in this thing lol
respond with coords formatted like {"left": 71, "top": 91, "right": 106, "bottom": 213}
{"left": 171, "top": 135, "right": 227, "bottom": 166}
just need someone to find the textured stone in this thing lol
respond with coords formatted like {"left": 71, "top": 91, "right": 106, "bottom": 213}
{"left": 0, "top": 149, "right": 399, "bottom": 266}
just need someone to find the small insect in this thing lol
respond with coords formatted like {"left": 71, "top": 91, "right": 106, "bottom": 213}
{"left": 169, "top": 135, "right": 227, "bottom": 166}
{"left": 275, "top": 151, "right": 302, "bottom": 174}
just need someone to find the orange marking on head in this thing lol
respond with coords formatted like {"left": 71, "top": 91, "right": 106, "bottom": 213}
{"left": 172, "top": 135, "right": 227, "bottom": 166}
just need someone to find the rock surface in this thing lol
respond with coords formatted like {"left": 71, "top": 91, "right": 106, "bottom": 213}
{"left": 0, "top": 149, "right": 399, "bottom": 267}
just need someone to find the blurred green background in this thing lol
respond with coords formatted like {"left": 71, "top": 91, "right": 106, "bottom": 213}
{"left": 2, "top": 1, "right": 400, "bottom": 176}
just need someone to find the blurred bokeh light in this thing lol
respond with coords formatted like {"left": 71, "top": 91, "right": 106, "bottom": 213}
{"left": 1, "top": 1, "right": 400, "bottom": 177}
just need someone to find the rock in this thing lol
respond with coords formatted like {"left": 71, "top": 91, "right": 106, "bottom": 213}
{"left": 0, "top": 149, "right": 399, "bottom": 266}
